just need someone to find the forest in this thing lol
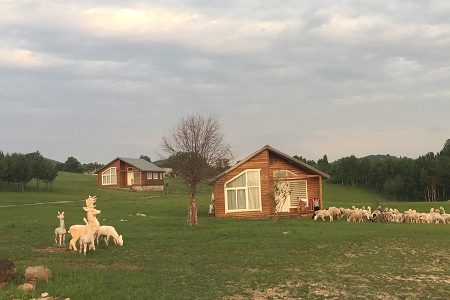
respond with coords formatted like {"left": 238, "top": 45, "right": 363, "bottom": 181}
{"left": 300, "top": 139, "right": 450, "bottom": 202}
{"left": 2, "top": 139, "right": 450, "bottom": 200}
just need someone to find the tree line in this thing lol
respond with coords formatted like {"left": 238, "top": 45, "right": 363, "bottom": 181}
{"left": 0, "top": 151, "right": 58, "bottom": 192}
{"left": 298, "top": 139, "right": 450, "bottom": 202}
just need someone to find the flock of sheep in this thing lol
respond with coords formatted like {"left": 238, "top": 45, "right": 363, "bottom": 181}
{"left": 313, "top": 205, "right": 450, "bottom": 224}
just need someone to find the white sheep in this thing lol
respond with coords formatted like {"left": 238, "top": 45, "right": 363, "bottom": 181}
{"left": 96, "top": 225, "right": 124, "bottom": 246}
{"left": 313, "top": 209, "right": 333, "bottom": 222}
{"left": 79, "top": 218, "right": 95, "bottom": 255}
{"left": 54, "top": 211, "right": 66, "bottom": 245}
{"left": 347, "top": 210, "right": 363, "bottom": 222}
{"left": 328, "top": 207, "right": 342, "bottom": 220}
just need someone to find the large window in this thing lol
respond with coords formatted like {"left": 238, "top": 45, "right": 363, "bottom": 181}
{"left": 225, "top": 169, "right": 261, "bottom": 212}
{"left": 102, "top": 167, "right": 117, "bottom": 185}
{"left": 289, "top": 180, "right": 308, "bottom": 207}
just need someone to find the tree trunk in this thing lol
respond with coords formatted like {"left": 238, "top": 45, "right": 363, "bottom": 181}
{"left": 187, "top": 197, "right": 198, "bottom": 226}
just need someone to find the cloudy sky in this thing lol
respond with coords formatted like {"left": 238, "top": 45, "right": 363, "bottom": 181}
{"left": 1, "top": 0, "right": 450, "bottom": 165}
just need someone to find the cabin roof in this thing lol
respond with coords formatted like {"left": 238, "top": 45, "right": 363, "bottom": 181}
{"left": 98, "top": 157, "right": 165, "bottom": 173}
{"left": 210, "top": 145, "right": 330, "bottom": 183}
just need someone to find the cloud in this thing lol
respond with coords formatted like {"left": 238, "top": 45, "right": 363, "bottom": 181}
{"left": 0, "top": 48, "right": 46, "bottom": 68}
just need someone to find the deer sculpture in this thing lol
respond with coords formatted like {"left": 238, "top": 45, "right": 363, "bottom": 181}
{"left": 79, "top": 217, "right": 95, "bottom": 255}
{"left": 68, "top": 195, "right": 101, "bottom": 251}
{"left": 54, "top": 211, "right": 66, "bottom": 245}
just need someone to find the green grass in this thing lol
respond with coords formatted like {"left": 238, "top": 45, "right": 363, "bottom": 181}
{"left": 1, "top": 173, "right": 450, "bottom": 299}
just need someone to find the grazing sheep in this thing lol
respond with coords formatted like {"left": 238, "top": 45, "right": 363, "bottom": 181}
{"left": 79, "top": 218, "right": 95, "bottom": 255}
{"left": 313, "top": 209, "right": 333, "bottom": 222}
{"left": 347, "top": 210, "right": 363, "bottom": 222}
{"left": 328, "top": 207, "right": 342, "bottom": 220}
{"left": 96, "top": 225, "right": 124, "bottom": 246}
{"left": 54, "top": 211, "right": 66, "bottom": 245}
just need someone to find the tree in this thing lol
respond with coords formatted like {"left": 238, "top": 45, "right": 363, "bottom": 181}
{"left": 139, "top": 155, "right": 152, "bottom": 162}
{"left": 317, "top": 155, "right": 329, "bottom": 173}
{"left": 41, "top": 159, "right": 58, "bottom": 191}
{"left": 267, "top": 176, "right": 291, "bottom": 223}
{"left": 28, "top": 151, "right": 45, "bottom": 190}
{"left": 9, "top": 153, "right": 33, "bottom": 192}
{"left": 83, "top": 162, "right": 103, "bottom": 173}
{"left": 0, "top": 151, "right": 7, "bottom": 188}
{"left": 62, "top": 157, "right": 83, "bottom": 173}
{"left": 440, "top": 139, "right": 450, "bottom": 157}
{"left": 161, "top": 113, "right": 233, "bottom": 226}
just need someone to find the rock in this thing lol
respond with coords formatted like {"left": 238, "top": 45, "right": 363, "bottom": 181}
{"left": 0, "top": 256, "right": 18, "bottom": 284}
{"left": 24, "top": 266, "right": 52, "bottom": 283}
{"left": 17, "top": 281, "right": 35, "bottom": 291}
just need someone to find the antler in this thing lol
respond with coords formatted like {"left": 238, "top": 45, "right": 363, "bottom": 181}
{"left": 85, "top": 195, "right": 97, "bottom": 208}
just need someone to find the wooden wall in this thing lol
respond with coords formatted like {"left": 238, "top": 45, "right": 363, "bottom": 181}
{"left": 97, "top": 159, "right": 164, "bottom": 188}
{"left": 214, "top": 149, "right": 324, "bottom": 218}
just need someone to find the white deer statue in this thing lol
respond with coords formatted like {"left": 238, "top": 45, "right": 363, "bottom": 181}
{"left": 54, "top": 211, "right": 66, "bottom": 245}
{"left": 79, "top": 217, "right": 95, "bottom": 255}
{"left": 68, "top": 195, "right": 101, "bottom": 251}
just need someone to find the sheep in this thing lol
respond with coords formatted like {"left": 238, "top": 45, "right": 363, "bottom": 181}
{"left": 347, "top": 210, "right": 363, "bottom": 222}
{"left": 328, "top": 207, "right": 342, "bottom": 220}
{"left": 54, "top": 211, "right": 66, "bottom": 245}
{"left": 313, "top": 209, "right": 333, "bottom": 222}
{"left": 79, "top": 218, "right": 95, "bottom": 255}
{"left": 96, "top": 225, "right": 124, "bottom": 246}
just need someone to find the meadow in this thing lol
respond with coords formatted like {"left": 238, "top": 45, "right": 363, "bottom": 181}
{"left": 1, "top": 172, "right": 450, "bottom": 299}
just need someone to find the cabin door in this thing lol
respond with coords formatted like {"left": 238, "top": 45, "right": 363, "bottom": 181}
{"left": 127, "top": 172, "right": 139, "bottom": 185}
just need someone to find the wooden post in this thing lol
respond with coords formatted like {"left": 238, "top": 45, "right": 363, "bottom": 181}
{"left": 319, "top": 176, "right": 323, "bottom": 210}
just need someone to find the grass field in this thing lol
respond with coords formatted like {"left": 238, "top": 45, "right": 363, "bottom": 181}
{"left": 1, "top": 173, "right": 450, "bottom": 299}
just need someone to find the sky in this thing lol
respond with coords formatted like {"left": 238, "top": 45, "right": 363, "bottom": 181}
{"left": 1, "top": 0, "right": 450, "bottom": 165}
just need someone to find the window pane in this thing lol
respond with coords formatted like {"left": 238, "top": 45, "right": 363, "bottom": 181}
{"left": 227, "top": 190, "right": 237, "bottom": 210}
{"left": 247, "top": 171, "right": 259, "bottom": 186}
{"left": 248, "top": 187, "right": 260, "bottom": 209}
{"left": 237, "top": 189, "right": 246, "bottom": 209}
{"left": 226, "top": 173, "right": 246, "bottom": 188}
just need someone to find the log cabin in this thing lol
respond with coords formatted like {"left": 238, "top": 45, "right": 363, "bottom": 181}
{"left": 97, "top": 157, "right": 165, "bottom": 191}
{"left": 210, "top": 145, "right": 330, "bottom": 218}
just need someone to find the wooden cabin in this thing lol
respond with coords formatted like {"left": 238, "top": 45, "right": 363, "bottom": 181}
{"left": 210, "top": 145, "right": 330, "bottom": 218}
{"left": 97, "top": 157, "right": 165, "bottom": 191}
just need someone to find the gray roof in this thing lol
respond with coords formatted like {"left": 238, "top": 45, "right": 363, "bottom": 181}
{"left": 211, "top": 145, "right": 330, "bottom": 183}
{"left": 117, "top": 157, "right": 165, "bottom": 172}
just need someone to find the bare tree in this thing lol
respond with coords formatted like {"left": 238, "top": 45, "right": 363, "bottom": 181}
{"left": 267, "top": 176, "right": 291, "bottom": 223}
{"left": 161, "top": 113, "right": 233, "bottom": 226}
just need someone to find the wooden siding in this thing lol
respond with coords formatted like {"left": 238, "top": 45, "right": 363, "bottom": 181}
{"left": 213, "top": 149, "right": 325, "bottom": 218}
{"left": 214, "top": 150, "right": 271, "bottom": 218}
{"left": 97, "top": 159, "right": 164, "bottom": 188}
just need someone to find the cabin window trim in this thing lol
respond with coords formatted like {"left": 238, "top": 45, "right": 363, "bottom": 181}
{"left": 225, "top": 169, "right": 262, "bottom": 213}
{"left": 102, "top": 167, "right": 117, "bottom": 185}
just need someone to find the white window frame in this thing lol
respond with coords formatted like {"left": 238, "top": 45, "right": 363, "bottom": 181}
{"left": 147, "top": 172, "right": 152, "bottom": 179}
{"left": 102, "top": 167, "right": 117, "bottom": 185}
{"left": 225, "top": 169, "right": 262, "bottom": 213}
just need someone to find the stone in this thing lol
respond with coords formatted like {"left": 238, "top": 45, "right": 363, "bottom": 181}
{"left": 17, "top": 281, "right": 35, "bottom": 291}
{"left": 0, "top": 256, "right": 18, "bottom": 284}
{"left": 24, "top": 266, "right": 52, "bottom": 283}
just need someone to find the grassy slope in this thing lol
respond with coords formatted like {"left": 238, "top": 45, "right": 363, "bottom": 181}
{"left": 1, "top": 173, "right": 450, "bottom": 299}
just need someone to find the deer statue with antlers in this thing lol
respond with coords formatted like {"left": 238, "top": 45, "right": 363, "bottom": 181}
{"left": 68, "top": 195, "right": 101, "bottom": 251}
